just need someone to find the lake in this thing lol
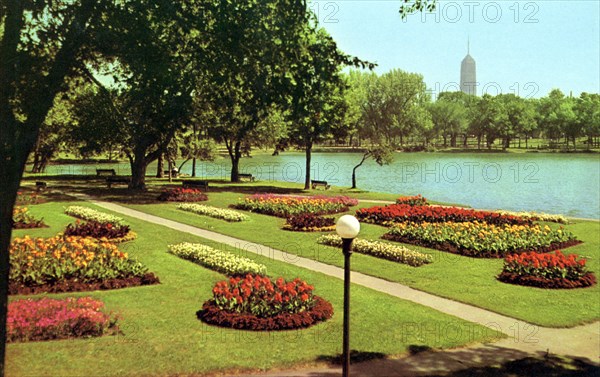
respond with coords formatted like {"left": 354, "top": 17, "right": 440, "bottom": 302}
{"left": 41, "top": 152, "right": 600, "bottom": 219}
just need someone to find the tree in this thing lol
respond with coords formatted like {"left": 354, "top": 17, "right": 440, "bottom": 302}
{"left": 351, "top": 144, "right": 394, "bottom": 189}
{"left": 575, "top": 93, "right": 600, "bottom": 148}
{"left": 31, "top": 96, "right": 74, "bottom": 173}
{"left": 537, "top": 89, "right": 573, "bottom": 145}
{"left": 428, "top": 96, "right": 467, "bottom": 147}
{"left": 497, "top": 94, "right": 537, "bottom": 149}
{"left": 202, "top": 0, "right": 309, "bottom": 182}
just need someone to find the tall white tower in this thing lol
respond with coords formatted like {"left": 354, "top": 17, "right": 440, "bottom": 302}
{"left": 460, "top": 40, "right": 477, "bottom": 96}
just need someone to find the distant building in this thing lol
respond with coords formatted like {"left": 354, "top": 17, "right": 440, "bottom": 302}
{"left": 460, "top": 40, "right": 477, "bottom": 96}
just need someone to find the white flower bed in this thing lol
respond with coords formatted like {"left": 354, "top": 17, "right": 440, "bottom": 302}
{"left": 64, "top": 206, "right": 126, "bottom": 226}
{"left": 168, "top": 243, "right": 266, "bottom": 276}
{"left": 495, "top": 210, "right": 568, "bottom": 224}
{"left": 317, "top": 235, "right": 433, "bottom": 267}
{"left": 177, "top": 203, "right": 249, "bottom": 222}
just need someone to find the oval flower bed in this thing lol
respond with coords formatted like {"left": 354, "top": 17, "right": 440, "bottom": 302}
{"left": 235, "top": 194, "right": 358, "bottom": 218}
{"left": 317, "top": 234, "right": 433, "bottom": 267}
{"left": 396, "top": 195, "right": 428, "bottom": 206}
{"left": 168, "top": 243, "right": 267, "bottom": 276}
{"left": 9, "top": 236, "right": 159, "bottom": 294}
{"left": 7, "top": 297, "right": 120, "bottom": 342}
{"left": 198, "top": 274, "right": 333, "bottom": 331}
{"left": 64, "top": 220, "right": 137, "bottom": 243}
{"left": 157, "top": 188, "right": 208, "bottom": 202}
{"left": 498, "top": 251, "right": 596, "bottom": 289}
{"left": 177, "top": 203, "right": 249, "bottom": 222}
{"left": 12, "top": 207, "right": 47, "bottom": 229}
{"left": 383, "top": 221, "right": 579, "bottom": 258}
{"left": 283, "top": 213, "right": 336, "bottom": 232}
{"left": 357, "top": 204, "right": 530, "bottom": 226}
{"left": 65, "top": 206, "right": 126, "bottom": 226}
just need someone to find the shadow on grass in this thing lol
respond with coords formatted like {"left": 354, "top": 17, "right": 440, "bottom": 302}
{"left": 316, "top": 350, "right": 387, "bottom": 365}
{"left": 307, "top": 346, "right": 599, "bottom": 377}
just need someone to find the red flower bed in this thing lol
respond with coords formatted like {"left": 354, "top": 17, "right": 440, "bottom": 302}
{"left": 357, "top": 204, "right": 530, "bottom": 226}
{"left": 16, "top": 191, "right": 45, "bottom": 206}
{"left": 396, "top": 195, "right": 428, "bottom": 206}
{"left": 283, "top": 214, "right": 335, "bottom": 232}
{"left": 197, "top": 275, "right": 334, "bottom": 330}
{"left": 7, "top": 297, "right": 119, "bottom": 342}
{"left": 498, "top": 251, "right": 596, "bottom": 289}
{"left": 157, "top": 188, "right": 208, "bottom": 202}
{"left": 64, "top": 220, "right": 130, "bottom": 239}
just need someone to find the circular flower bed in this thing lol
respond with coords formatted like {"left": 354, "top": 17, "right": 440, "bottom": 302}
{"left": 283, "top": 213, "right": 336, "bottom": 232}
{"left": 498, "top": 251, "right": 596, "bottom": 289}
{"left": 197, "top": 275, "right": 334, "bottom": 331}
{"left": 157, "top": 188, "right": 208, "bottom": 202}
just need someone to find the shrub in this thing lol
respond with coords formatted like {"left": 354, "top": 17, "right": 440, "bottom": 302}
{"left": 317, "top": 234, "right": 432, "bottom": 267}
{"left": 396, "top": 195, "right": 428, "bottom": 206}
{"left": 64, "top": 206, "right": 126, "bottom": 226}
{"left": 357, "top": 204, "right": 530, "bottom": 226}
{"left": 157, "top": 188, "right": 208, "bottom": 202}
{"left": 498, "top": 251, "right": 596, "bottom": 288}
{"left": 236, "top": 194, "right": 357, "bottom": 217}
{"left": 177, "top": 203, "right": 249, "bottom": 222}
{"left": 168, "top": 243, "right": 266, "bottom": 276}
{"left": 12, "top": 207, "right": 46, "bottom": 229}
{"left": 9, "top": 236, "right": 157, "bottom": 292}
{"left": 197, "top": 274, "right": 333, "bottom": 330}
{"left": 64, "top": 220, "right": 131, "bottom": 240}
{"left": 283, "top": 214, "right": 335, "bottom": 232}
{"left": 383, "top": 221, "right": 579, "bottom": 258}
{"left": 7, "top": 297, "right": 120, "bottom": 342}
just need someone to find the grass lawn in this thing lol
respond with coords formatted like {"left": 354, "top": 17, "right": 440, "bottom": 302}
{"left": 6, "top": 201, "right": 500, "bottom": 377}
{"left": 101, "top": 183, "right": 600, "bottom": 328}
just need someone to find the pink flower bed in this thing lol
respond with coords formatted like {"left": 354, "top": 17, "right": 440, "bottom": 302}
{"left": 7, "top": 297, "right": 119, "bottom": 342}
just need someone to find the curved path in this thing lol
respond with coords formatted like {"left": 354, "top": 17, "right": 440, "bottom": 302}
{"left": 79, "top": 196, "right": 599, "bottom": 375}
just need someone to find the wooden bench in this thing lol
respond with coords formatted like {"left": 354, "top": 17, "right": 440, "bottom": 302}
{"left": 106, "top": 176, "right": 131, "bottom": 188}
{"left": 239, "top": 173, "right": 255, "bottom": 182}
{"left": 35, "top": 181, "right": 47, "bottom": 191}
{"left": 311, "top": 180, "right": 330, "bottom": 190}
{"left": 97, "top": 169, "right": 116, "bottom": 176}
{"left": 182, "top": 180, "right": 209, "bottom": 191}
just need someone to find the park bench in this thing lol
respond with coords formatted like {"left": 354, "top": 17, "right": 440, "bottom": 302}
{"left": 35, "top": 181, "right": 47, "bottom": 191}
{"left": 96, "top": 169, "right": 116, "bottom": 176}
{"left": 239, "top": 173, "right": 255, "bottom": 182}
{"left": 164, "top": 170, "right": 179, "bottom": 178}
{"left": 311, "top": 180, "right": 331, "bottom": 190}
{"left": 182, "top": 180, "right": 209, "bottom": 191}
{"left": 106, "top": 176, "right": 131, "bottom": 188}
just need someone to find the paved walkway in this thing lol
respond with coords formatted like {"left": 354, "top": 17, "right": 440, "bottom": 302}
{"left": 79, "top": 197, "right": 599, "bottom": 374}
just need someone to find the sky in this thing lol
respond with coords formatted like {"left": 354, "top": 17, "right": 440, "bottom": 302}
{"left": 313, "top": 0, "right": 600, "bottom": 99}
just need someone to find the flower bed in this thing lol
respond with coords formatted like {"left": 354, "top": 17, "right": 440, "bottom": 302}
{"left": 317, "top": 234, "right": 432, "bottom": 267}
{"left": 177, "top": 203, "right": 249, "bottom": 222}
{"left": 12, "top": 207, "right": 47, "bottom": 229}
{"left": 396, "top": 195, "right": 428, "bottom": 206}
{"left": 357, "top": 204, "right": 530, "bottom": 226}
{"left": 157, "top": 188, "right": 208, "bottom": 202}
{"left": 498, "top": 251, "right": 596, "bottom": 289}
{"left": 64, "top": 220, "right": 135, "bottom": 242}
{"left": 236, "top": 194, "right": 358, "bottom": 217}
{"left": 7, "top": 297, "right": 120, "bottom": 342}
{"left": 9, "top": 236, "right": 159, "bottom": 294}
{"left": 283, "top": 214, "right": 336, "bottom": 232}
{"left": 16, "top": 191, "right": 45, "bottom": 206}
{"left": 168, "top": 243, "right": 266, "bottom": 276}
{"left": 383, "top": 221, "right": 579, "bottom": 258}
{"left": 65, "top": 206, "right": 126, "bottom": 226}
{"left": 494, "top": 210, "right": 568, "bottom": 224}
{"left": 197, "top": 275, "right": 333, "bottom": 330}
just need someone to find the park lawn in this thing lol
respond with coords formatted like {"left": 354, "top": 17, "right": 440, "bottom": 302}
{"left": 120, "top": 188, "right": 600, "bottom": 328}
{"left": 6, "top": 201, "right": 500, "bottom": 377}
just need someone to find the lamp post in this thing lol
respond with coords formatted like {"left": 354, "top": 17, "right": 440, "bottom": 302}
{"left": 336, "top": 215, "right": 360, "bottom": 377}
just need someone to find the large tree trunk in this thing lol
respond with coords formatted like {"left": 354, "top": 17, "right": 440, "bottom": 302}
{"left": 130, "top": 148, "right": 149, "bottom": 190}
{"left": 192, "top": 157, "right": 197, "bottom": 177}
{"left": 156, "top": 153, "right": 164, "bottom": 178}
{"left": 229, "top": 141, "right": 242, "bottom": 182}
{"left": 304, "top": 141, "right": 313, "bottom": 190}
{"left": 450, "top": 134, "right": 457, "bottom": 148}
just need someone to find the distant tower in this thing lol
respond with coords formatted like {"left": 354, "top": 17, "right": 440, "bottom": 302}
{"left": 460, "top": 39, "right": 477, "bottom": 96}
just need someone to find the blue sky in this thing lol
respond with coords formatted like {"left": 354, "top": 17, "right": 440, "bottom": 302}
{"left": 313, "top": 0, "right": 600, "bottom": 99}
